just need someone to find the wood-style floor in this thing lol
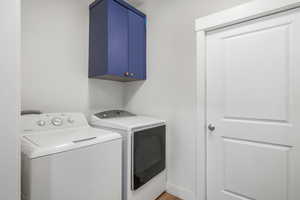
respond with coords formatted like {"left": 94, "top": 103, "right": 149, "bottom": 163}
{"left": 156, "top": 192, "right": 182, "bottom": 200}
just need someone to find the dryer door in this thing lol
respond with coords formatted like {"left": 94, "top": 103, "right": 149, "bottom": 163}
{"left": 132, "top": 125, "right": 166, "bottom": 190}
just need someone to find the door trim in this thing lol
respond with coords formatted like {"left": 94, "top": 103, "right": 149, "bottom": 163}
{"left": 195, "top": 0, "right": 300, "bottom": 32}
{"left": 195, "top": 1, "right": 300, "bottom": 200}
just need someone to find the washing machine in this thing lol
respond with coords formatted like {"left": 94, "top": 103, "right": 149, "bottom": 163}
{"left": 21, "top": 113, "right": 122, "bottom": 200}
{"left": 89, "top": 110, "right": 166, "bottom": 200}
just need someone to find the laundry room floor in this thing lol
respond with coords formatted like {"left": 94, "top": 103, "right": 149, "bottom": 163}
{"left": 156, "top": 192, "right": 182, "bottom": 200}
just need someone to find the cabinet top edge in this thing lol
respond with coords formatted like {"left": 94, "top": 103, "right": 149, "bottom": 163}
{"left": 90, "top": 0, "right": 146, "bottom": 19}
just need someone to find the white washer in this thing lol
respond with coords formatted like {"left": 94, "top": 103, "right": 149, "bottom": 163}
{"left": 89, "top": 110, "right": 166, "bottom": 200}
{"left": 21, "top": 113, "right": 122, "bottom": 200}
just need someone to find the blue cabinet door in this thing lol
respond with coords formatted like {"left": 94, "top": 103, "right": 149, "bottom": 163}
{"left": 89, "top": 0, "right": 108, "bottom": 77}
{"left": 108, "top": 0, "right": 128, "bottom": 77}
{"left": 128, "top": 10, "right": 146, "bottom": 80}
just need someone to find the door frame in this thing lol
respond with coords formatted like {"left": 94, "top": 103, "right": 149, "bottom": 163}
{"left": 195, "top": 1, "right": 300, "bottom": 200}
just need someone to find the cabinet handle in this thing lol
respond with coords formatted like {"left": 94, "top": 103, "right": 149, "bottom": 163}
{"left": 124, "top": 72, "right": 129, "bottom": 76}
{"left": 130, "top": 73, "right": 134, "bottom": 77}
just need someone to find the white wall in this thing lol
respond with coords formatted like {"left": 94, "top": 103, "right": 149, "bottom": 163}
{"left": 21, "top": 0, "right": 124, "bottom": 115}
{"left": 0, "top": 0, "right": 21, "bottom": 199}
{"left": 124, "top": 0, "right": 250, "bottom": 199}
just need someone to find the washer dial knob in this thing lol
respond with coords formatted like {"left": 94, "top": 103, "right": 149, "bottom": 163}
{"left": 67, "top": 117, "right": 74, "bottom": 124}
{"left": 51, "top": 117, "right": 63, "bottom": 126}
{"left": 37, "top": 120, "right": 46, "bottom": 127}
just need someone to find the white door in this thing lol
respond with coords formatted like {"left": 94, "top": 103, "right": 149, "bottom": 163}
{"left": 206, "top": 10, "right": 300, "bottom": 200}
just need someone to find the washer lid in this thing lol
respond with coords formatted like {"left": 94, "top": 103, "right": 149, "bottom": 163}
{"left": 21, "top": 127, "right": 121, "bottom": 159}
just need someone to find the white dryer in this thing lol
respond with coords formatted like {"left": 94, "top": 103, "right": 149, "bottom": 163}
{"left": 21, "top": 113, "right": 122, "bottom": 200}
{"left": 89, "top": 110, "right": 166, "bottom": 200}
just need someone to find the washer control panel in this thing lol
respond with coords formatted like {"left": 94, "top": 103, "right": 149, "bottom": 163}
{"left": 22, "top": 113, "right": 89, "bottom": 132}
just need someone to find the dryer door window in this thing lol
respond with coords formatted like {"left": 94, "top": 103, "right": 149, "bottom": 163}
{"left": 132, "top": 125, "right": 166, "bottom": 190}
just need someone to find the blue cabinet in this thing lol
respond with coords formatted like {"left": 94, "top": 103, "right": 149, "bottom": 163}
{"left": 89, "top": 0, "right": 146, "bottom": 82}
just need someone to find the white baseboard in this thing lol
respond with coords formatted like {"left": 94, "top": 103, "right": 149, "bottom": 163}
{"left": 166, "top": 183, "right": 195, "bottom": 200}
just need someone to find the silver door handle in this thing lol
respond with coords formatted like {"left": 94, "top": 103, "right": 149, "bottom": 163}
{"left": 208, "top": 124, "right": 215, "bottom": 132}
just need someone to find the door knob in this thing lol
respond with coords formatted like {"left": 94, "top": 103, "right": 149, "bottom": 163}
{"left": 208, "top": 124, "right": 215, "bottom": 132}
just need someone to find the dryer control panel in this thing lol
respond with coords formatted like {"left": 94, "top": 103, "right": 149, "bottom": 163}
{"left": 95, "top": 110, "right": 135, "bottom": 119}
{"left": 22, "top": 113, "right": 89, "bottom": 133}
